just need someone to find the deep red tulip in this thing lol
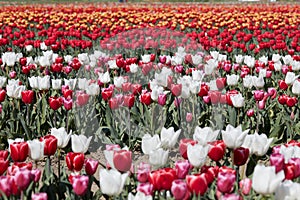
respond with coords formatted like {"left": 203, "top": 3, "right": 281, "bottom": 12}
{"left": 66, "top": 152, "right": 85, "bottom": 172}
{"left": 278, "top": 80, "right": 288, "bottom": 90}
{"left": 21, "top": 90, "right": 34, "bottom": 104}
{"left": 226, "top": 90, "right": 239, "bottom": 106}
{"left": 131, "top": 84, "right": 142, "bottom": 95}
{"left": 140, "top": 92, "right": 152, "bottom": 106}
{"left": 186, "top": 173, "right": 208, "bottom": 196}
{"left": 10, "top": 142, "right": 29, "bottom": 162}
{"left": 0, "top": 89, "right": 6, "bottom": 103}
{"left": 49, "top": 96, "right": 63, "bottom": 110}
{"left": 198, "top": 83, "right": 209, "bottom": 97}
{"left": 0, "top": 150, "right": 8, "bottom": 160}
{"left": 0, "top": 158, "right": 9, "bottom": 175}
{"left": 233, "top": 147, "right": 249, "bottom": 166}
{"left": 40, "top": 135, "right": 57, "bottom": 156}
{"left": 85, "top": 158, "right": 99, "bottom": 175}
{"left": 101, "top": 88, "right": 113, "bottom": 101}
{"left": 149, "top": 168, "right": 177, "bottom": 191}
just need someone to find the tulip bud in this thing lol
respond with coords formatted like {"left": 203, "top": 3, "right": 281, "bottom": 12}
{"left": 158, "top": 93, "right": 167, "bottom": 106}
{"left": 239, "top": 178, "right": 252, "bottom": 195}
{"left": 217, "top": 170, "right": 236, "bottom": 194}
{"left": 85, "top": 158, "right": 99, "bottom": 176}
{"left": 233, "top": 147, "right": 249, "bottom": 166}
{"left": 185, "top": 113, "right": 193, "bottom": 123}
{"left": 246, "top": 109, "right": 254, "bottom": 117}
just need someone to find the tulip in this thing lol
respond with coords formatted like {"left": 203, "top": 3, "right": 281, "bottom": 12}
{"left": 175, "top": 160, "right": 191, "bottom": 179}
{"left": 99, "top": 169, "right": 128, "bottom": 196}
{"left": 137, "top": 183, "right": 154, "bottom": 196}
{"left": 27, "top": 139, "right": 44, "bottom": 161}
{"left": 0, "top": 158, "right": 9, "bottom": 176}
{"left": 128, "top": 191, "right": 152, "bottom": 200}
{"left": 221, "top": 194, "right": 241, "bottom": 200}
{"left": 40, "top": 135, "right": 57, "bottom": 156}
{"left": 230, "top": 93, "right": 245, "bottom": 108}
{"left": 149, "top": 148, "right": 169, "bottom": 168}
{"left": 233, "top": 147, "right": 249, "bottom": 166}
{"left": 63, "top": 98, "right": 73, "bottom": 111}
{"left": 76, "top": 92, "right": 89, "bottom": 107}
{"left": 186, "top": 173, "right": 208, "bottom": 196}
{"left": 187, "top": 144, "right": 209, "bottom": 168}
{"left": 179, "top": 139, "right": 197, "bottom": 159}
{"left": 21, "top": 90, "right": 34, "bottom": 104}
{"left": 253, "top": 90, "right": 265, "bottom": 101}
{"left": 246, "top": 109, "right": 254, "bottom": 117}
{"left": 216, "top": 77, "right": 226, "bottom": 90}
{"left": 157, "top": 93, "right": 167, "bottom": 106}
{"left": 0, "top": 89, "right": 6, "bottom": 103}
{"left": 123, "top": 94, "right": 135, "bottom": 108}
{"left": 14, "top": 168, "right": 33, "bottom": 191}
{"left": 242, "top": 132, "right": 273, "bottom": 156}
{"left": 171, "top": 84, "right": 182, "bottom": 97}
{"left": 185, "top": 113, "right": 193, "bottom": 122}
{"left": 140, "top": 92, "right": 152, "bottom": 106}
{"left": 31, "top": 169, "right": 42, "bottom": 183}
{"left": 221, "top": 124, "right": 249, "bottom": 149}
{"left": 160, "top": 127, "right": 181, "bottom": 149}
{"left": 217, "top": 170, "right": 236, "bottom": 193}
{"left": 137, "top": 162, "right": 151, "bottom": 183}
{"left": 0, "top": 150, "right": 8, "bottom": 160}
{"left": 252, "top": 164, "right": 285, "bottom": 195}
{"left": 85, "top": 158, "right": 99, "bottom": 175}
{"left": 285, "top": 72, "right": 299, "bottom": 85}
{"left": 149, "top": 168, "right": 176, "bottom": 191}
{"left": 31, "top": 193, "right": 48, "bottom": 200}
{"left": 226, "top": 74, "right": 239, "bottom": 86}
{"left": 104, "top": 149, "right": 132, "bottom": 172}
{"left": 66, "top": 152, "right": 85, "bottom": 171}
{"left": 270, "top": 153, "right": 285, "bottom": 173}
{"left": 10, "top": 141, "right": 29, "bottom": 162}
{"left": 72, "top": 175, "right": 89, "bottom": 196}
{"left": 49, "top": 96, "right": 63, "bottom": 110}
{"left": 71, "top": 134, "right": 92, "bottom": 154}
{"left": 171, "top": 179, "right": 188, "bottom": 200}
{"left": 51, "top": 127, "right": 71, "bottom": 148}
{"left": 6, "top": 82, "right": 25, "bottom": 99}
{"left": 193, "top": 126, "right": 219, "bottom": 146}
{"left": 239, "top": 178, "right": 252, "bottom": 196}
{"left": 208, "top": 140, "right": 226, "bottom": 162}
{"left": 208, "top": 90, "right": 221, "bottom": 104}
{"left": 141, "top": 134, "right": 161, "bottom": 155}
{"left": 275, "top": 180, "right": 300, "bottom": 200}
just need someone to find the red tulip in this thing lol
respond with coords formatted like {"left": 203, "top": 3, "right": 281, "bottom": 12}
{"left": 101, "top": 88, "right": 113, "bottom": 101}
{"left": 72, "top": 175, "right": 89, "bottom": 196}
{"left": 278, "top": 94, "right": 287, "bottom": 105}
{"left": 0, "top": 89, "right": 6, "bottom": 103}
{"left": 108, "top": 97, "right": 120, "bottom": 110}
{"left": 116, "top": 58, "right": 125, "bottom": 68}
{"left": 10, "top": 142, "right": 29, "bottom": 162}
{"left": 239, "top": 178, "right": 252, "bottom": 196}
{"left": 149, "top": 168, "right": 177, "bottom": 191}
{"left": 63, "top": 98, "right": 73, "bottom": 111}
{"left": 19, "top": 57, "right": 27, "bottom": 66}
{"left": 66, "top": 152, "right": 85, "bottom": 172}
{"left": 0, "top": 158, "right": 9, "bottom": 175}
{"left": 217, "top": 170, "right": 236, "bottom": 194}
{"left": 85, "top": 158, "right": 99, "bottom": 175}
{"left": 122, "top": 82, "right": 132, "bottom": 93}
{"left": 233, "top": 147, "right": 249, "bottom": 166}
{"left": 21, "top": 90, "right": 34, "bottom": 104}
{"left": 62, "top": 89, "right": 73, "bottom": 99}
{"left": 131, "top": 84, "right": 142, "bottom": 95}
{"left": 278, "top": 80, "right": 288, "bottom": 90}
{"left": 113, "top": 150, "right": 132, "bottom": 172}
{"left": 186, "top": 173, "right": 208, "bottom": 196}
{"left": 208, "top": 140, "right": 226, "bottom": 162}
{"left": 0, "top": 150, "right": 8, "bottom": 160}
{"left": 286, "top": 97, "right": 298, "bottom": 107}
{"left": 198, "top": 83, "right": 209, "bottom": 97}
{"left": 40, "top": 135, "right": 57, "bottom": 156}
{"left": 123, "top": 94, "right": 135, "bottom": 108}
{"left": 50, "top": 63, "right": 63, "bottom": 73}
{"left": 140, "top": 91, "right": 152, "bottom": 106}
{"left": 49, "top": 96, "right": 63, "bottom": 110}
{"left": 76, "top": 92, "right": 89, "bottom": 107}
{"left": 216, "top": 78, "right": 226, "bottom": 90}
{"left": 226, "top": 90, "right": 239, "bottom": 106}
{"left": 208, "top": 90, "right": 222, "bottom": 104}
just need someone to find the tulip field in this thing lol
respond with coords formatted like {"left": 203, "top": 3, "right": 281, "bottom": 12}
{"left": 0, "top": 1, "right": 300, "bottom": 199}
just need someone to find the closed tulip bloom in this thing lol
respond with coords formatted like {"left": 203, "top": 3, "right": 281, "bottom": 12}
{"left": 149, "top": 148, "right": 169, "bottom": 168}
{"left": 193, "top": 126, "right": 219, "bottom": 146}
{"left": 66, "top": 152, "right": 85, "bottom": 172}
{"left": 179, "top": 139, "right": 197, "bottom": 159}
{"left": 221, "top": 125, "right": 249, "bottom": 149}
{"left": 21, "top": 90, "right": 34, "bottom": 104}
{"left": 141, "top": 134, "right": 161, "bottom": 155}
{"left": 99, "top": 169, "right": 128, "bottom": 196}
{"left": 72, "top": 175, "right": 89, "bottom": 196}
{"left": 137, "top": 182, "right": 154, "bottom": 196}
{"left": 285, "top": 72, "right": 298, "bottom": 85}
{"left": 10, "top": 141, "right": 29, "bottom": 162}
{"left": 85, "top": 158, "right": 99, "bottom": 175}
{"left": 226, "top": 74, "right": 239, "bottom": 86}
{"left": 51, "top": 127, "right": 71, "bottom": 148}
{"left": 14, "top": 168, "right": 33, "bottom": 191}
{"left": 221, "top": 194, "right": 241, "bottom": 200}
{"left": 171, "top": 84, "right": 182, "bottom": 97}
{"left": 239, "top": 178, "right": 252, "bottom": 196}
{"left": 71, "top": 135, "right": 92, "bottom": 153}
{"left": 217, "top": 170, "right": 236, "bottom": 193}
{"left": 31, "top": 192, "right": 48, "bottom": 200}
{"left": 63, "top": 97, "right": 73, "bottom": 111}
{"left": 233, "top": 147, "right": 249, "bottom": 166}
{"left": 171, "top": 179, "right": 188, "bottom": 200}
{"left": 128, "top": 191, "right": 152, "bottom": 200}
{"left": 137, "top": 162, "right": 151, "bottom": 183}
{"left": 175, "top": 160, "right": 191, "bottom": 179}
{"left": 208, "top": 140, "right": 226, "bottom": 162}
{"left": 0, "top": 158, "right": 9, "bottom": 176}
{"left": 292, "top": 80, "right": 300, "bottom": 95}
{"left": 51, "top": 79, "right": 62, "bottom": 90}
{"left": 140, "top": 91, "right": 152, "bottom": 106}
{"left": 230, "top": 93, "right": 244, "bottom": 108}
{"left": 186, "top": 173, "right": 208, "bottom": 196}
{"left": 27, "top": 139, "right": 44, "bottom": 161}
{"left": 48, "top": 96, "right": 63, "bottom": 110}
{"left": 252, "top": 164, "right": 285, "bottom": 195}
{"left": 187, "top": 144, "right": 209, "bottom": 168}
{"left": 40, "top": 135, "right": 57, "bottom": 156}
{"left": 149, "top": 168, "right": 176, "bottom": 191}
{"left": 270, "top": 153, "right": 285, "bottom": 173}
{"left": 242, "top": 132, "right": 273, "bottom": 156}
{"left": 160, "top": 127, "right": 181, "bottom": 149}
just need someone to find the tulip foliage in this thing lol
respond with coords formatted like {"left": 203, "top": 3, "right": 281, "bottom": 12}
{"left": 0, "top": 2, "right": 299, "bottom": 200}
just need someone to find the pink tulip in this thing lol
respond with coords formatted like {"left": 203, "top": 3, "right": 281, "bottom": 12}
{"left": 246, "top": 109, "right": 254, "bottom": 117}
{"left": 14, "top": 168, "right": 33, "bottom": 191}
{"left": 137, "top": 162, "right": 151, "bottom": 183}
{"left": 203, "top": 96, "right": 211, "bottom": 104}
{"left": 175, "top": 160, "right": 191, "bottom": 179}
{"left": 32, "top": 192, "right": 48, "bottom": 200}
{"left": 258, "top": 100, "right": 266, "bottom": 110}
{"left": 0, "top": 176, "right": 12, "bottom": 197}
{"left": 217, "top": 170, "right": 236, "bottom": 194}
{"left": 267, "top": 88, "right": 277, "bottom": 99}
{"left": 72, "top": 175, "right": 89, "bottom": 196}
{"left": 270, "top": 153, "right": 285, "bottom": 173}
{"left": 113, "top": 150, "right": 132, "bottom": 172}
{"left": 253, "top": 90, "right": 264, "bottom": 101}
{"left": 158, "top": 93, "right": 167, "bottom": 106}
{"left": 171, "top": 179, "right": 188, "bottom": 200}
{"left": 221, "top": 193, "right": 241, "bottom": 200}
{"left": 31, "top": 169, "right": 42, "bottom": 183}
{"left": 239, "top": 178, "right": 252, "bottom": 195}
{"left": 137, "top": 182, "right": 153, "bottom": 196}
{"left": 85, "top": 158, "right": 99, "bottom": 175}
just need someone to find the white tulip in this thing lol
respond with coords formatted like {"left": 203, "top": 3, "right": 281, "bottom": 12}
{"left": 252, "top": 164, "right": 284, "bottom": 195}
{"left": 37, "top": 76, "right": 50, "bottom": 90}
{"left": 154, "top": 67, "right": 173, "bottom": 87}
{"left": 86, "top": 83, "right": 100, "bottom": 96}
{"left": 108, "top": 60, "right": 118, "bottom": 69}
{"left": 160, "top": 127, "right": 181, "bottom": 149}
{"left": 231, "top": 93, "right": 245, "bottom": 108}
{"left": 285, "top": 72, "right": 299, "bottom": 85}
{"left": 187, "top": 144, "right": 209, "bottom": 168}
{"left": 221, "top": 124, "right": 249, "bottom": 149}
{"left": 51, "top": 127, "right": 72, "bottom": 148}
{"left": 78, "top": 78, "right": 89, "bottom": 90}
{"left": 226, "top": 74, "right": 239, "bottom": 86}
{"left": 40, "top": 42, "right": 47, "bottom": 50}
{"left": 141, "top": 134, "right": 161, "bottom": 155}
{"left": 252, "top": 76, "right": 265, "bottom": 88}
{"left": 218, "top": 54, "right": 227, "bottom": 62}
{"left": 193, "top": 126, "right": 219, "bottom": 146}
{"left": 78, "top": 53, "right": 89, "bottom": 65}
{"left": 191, "top": 55, "right": 202, "bottom": 66}
{"left": 292, "top": 80, "right": 300, "bottom": 95}
{"left": 129, "top": 64, "right": 138, "bottom": 73}
{"left": 64, "top": 78, "right": 77, "bottom": 90}
{"left": 282, "top": 55, "right": 293, "bottom": 65}
{"left": 242, "top": 132, "right": 273, "bottom": 156}
{"left": 204, "top": 59, "right": 218, "bottom": 75}
{"left": 114, "top": 76, "right": 126, "bottom": 88}
{"left": 210, "top": 51, "right": 219, "bottom": 60}
{"left": 2, "top": 52, "right": 18, "bottom": 67}
{"left": 52, "top": 79, "right": 62, "bottom": 90}
{"left": 0, "top": 76, "right": 7, "bottom": 88}
{"left": 189, "top": 81, "right": 200, "bottom": 94}
{"left": 244, "top": 55, "right": 255, "bottom": 68}
{"left": 71, "top": 135, "right": 92, "bottom": 153}
{"left": 64, "top": 55, "right": 73, "bottom": 63}
{"left": 27, "top": 139, "right": 44, "bottom": 161}
{"left": 98, "top": 71, "right": 110, "bottom": 84}
{"left": 6, "top": 83, "right": 25, "bottom": 99}
{"left": 141, "top": 54, "right": 151, "bottom": 63}
{"left": 272, "top": 54, "right": 281, "bottom": 63}
{"left": 274, "top": 62, "right": 282, "bottom": 71}
{"left": 149, "top": 148, "right": 169, "bottom": 168}
{"left": 151, "top": 85, "right": 164, "bottom": 101}
{"left": 243, "top": 75, "right": 253, "bottom": 88}
{"left": 99, "top": 169, "right": 128, "bottom": 196}
{"left": 171, "top": 55, "right": 183, "bottom": 66}
{"left": 235, "top": 55, "right": 244, "bottom": 64}
{"left": 192, "top": 70, "right": 204, "bottom": 81}
{"left": 275, "top": 180, "right": 300, "bottom": 200}
{"left": 279, "top": 145, "right": 300, "bottom": 163}
{"left": 25, "top": 45, "right": 33, "bottom": 52}
{"left": 259, "top": 56, "right": 268, "bottom": 65}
